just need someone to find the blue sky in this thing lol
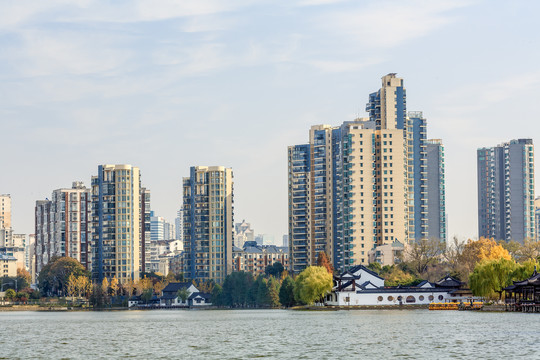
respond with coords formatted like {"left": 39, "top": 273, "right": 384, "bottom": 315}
{"left": 1, "top": 0, "right": 540, "bottom": 243}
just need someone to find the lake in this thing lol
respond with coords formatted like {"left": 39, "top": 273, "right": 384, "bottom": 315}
{"left": 0, "top": 309, "right": 538, "bottom": 359}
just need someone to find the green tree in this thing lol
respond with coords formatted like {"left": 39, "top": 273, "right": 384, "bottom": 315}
{"left": 293, "top": 266, "right": 333, "bottom": 305}
{"left": 267, "top": 276, "right": 281, "bottom": 308}
{"left": 367, "top": 262, "right": 382, "bottom": 274}
{"left": 211, "top": 283, "right": 223, "bottom": 306}
{"left": 141, "top": 288, "right": 153, "bottom": 304}
{"left": 37, "top": 256, "right": 89, "bottom": 296}
{"left": 255, "top": 276, "right": 271, "bottom": 307}
{"left": 176, "top": 287, "right": 190, "bottom": 303}
{"left": 469, "top": 258, "right": 518, "bottom": 300}
{"left": 219, "top": 271, "right": 255, "bottom": 308}
{"left": 4, "top": 288, "right": 16, "bottom": 301}
{"left": 279, "top": 276, "right": 296, "bottom": 307}
{"left": 265, "top": 262, "right": 285, "bottom": 278}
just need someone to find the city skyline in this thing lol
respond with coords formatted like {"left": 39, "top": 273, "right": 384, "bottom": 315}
{"left": 2, "top": 1, "right": 540, "bottom": 243}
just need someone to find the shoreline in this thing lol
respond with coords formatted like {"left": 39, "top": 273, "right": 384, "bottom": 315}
{"left": 0, "top": 304, "right": 508, "bottom": 312}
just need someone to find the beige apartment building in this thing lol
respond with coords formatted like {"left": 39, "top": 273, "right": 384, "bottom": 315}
{"left": 0, "top": 194, "right": 11, "bottom": 230}
{"left": 183, "top": 166, "right": 234, "bottom": 283}
{"left": 91, "top": 165, "right": 143, "bottom": 284}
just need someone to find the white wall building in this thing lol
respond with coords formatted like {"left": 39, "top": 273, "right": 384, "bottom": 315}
{"left": 326, "top": 266, "right": 460, "bottom": 306}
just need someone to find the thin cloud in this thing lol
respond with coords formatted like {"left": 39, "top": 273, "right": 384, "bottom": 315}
{"left": 316, "top": 0, "right": 473, "bottom": 48}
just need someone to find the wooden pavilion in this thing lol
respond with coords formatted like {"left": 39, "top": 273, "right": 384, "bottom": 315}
{"left": 504, "top": 267, "right": 540, "bottom": 313}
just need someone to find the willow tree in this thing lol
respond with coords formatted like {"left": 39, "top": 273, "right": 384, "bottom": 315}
{"left": 469, "top": 258, "right": 517, "bottom": 300}
{"left": 294, "top": 266, "right": 333, "bottom": 305}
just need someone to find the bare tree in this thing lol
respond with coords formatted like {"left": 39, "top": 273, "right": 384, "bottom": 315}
{"left": 406, "top": 237, "right": 445, "bottom": 275}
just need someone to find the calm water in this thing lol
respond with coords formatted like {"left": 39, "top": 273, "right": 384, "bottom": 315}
{"left": 0, "top": 309, "right": 538, "bottom": 359}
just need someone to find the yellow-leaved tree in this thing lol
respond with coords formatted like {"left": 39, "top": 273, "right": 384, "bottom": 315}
{"left": 293, "top": 266, "right": 333, "bottom": 305}
{"left": 460, "top": 237, "right": 511, "bottom": 275}
{"left": 110, "top": 277, "right": 119, "bottom": 297}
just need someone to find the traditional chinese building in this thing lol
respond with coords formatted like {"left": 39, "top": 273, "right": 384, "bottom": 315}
{"left": 504, "top": 268, "right": 540, "bottom": 313}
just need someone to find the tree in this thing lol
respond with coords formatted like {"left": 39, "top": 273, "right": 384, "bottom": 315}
{"left": 211, "top": 284, "right": 223, "bottom": 306}
{"left": 443, "top": 236, "right": 465, "bottom": 275}
{"left": 279, "top": 276, "right": 296, "bottom": 307}
{"left": 124, "top": 279, "right": 135, "bottom": 297}
{"left": 177, "top": 287, "right": 190, "bottom": 303}
{"left": 5, "top": 288, "right": 16, "bottom": 301}
{"left": 37, "top": 257, "right": 90, "bottom": 296}
{"left": 382, "top": 267, "right": 420, "bottom": 287}
{"left": 255, "top": 276, "right": 271, "bottom": 307}
{"left": 165, "top": 272, "right": 176, "bottom": 284}
{"left": 219, "top": 271, "right": 255, "bottom": 308}
{"left": 265, "top": 262, "right": 285, "bottom": 278}
{"left": 17, "top": 268, "right": 31, "bottom": 288}
{"left": 141, "top": 288, "right": 153, "bottom": 304}
{"left": 503, "top": 239, "right": 540, "bottom": 263}
{"left": 267, "top": 277, "right": 281, "bottom": 308}
{"left": 196, "top": 279, "right": 215, "bottom": 293}
{"left": 101, "top": 278, "right": 109, "bottom": 295}
{"left": 153, "top": 281, "right": 165, "bottom": 296}
{"left": 294, "top": 266, "right": 333, "bottom": 305}
{"left": 469, "top": 258, "right": 518, "bottom": 300}
{"left": 406, "top": 238, "right": 445, "bottom": 275}
{"left": 460, "top": 237, "right": 511, "bottom": 276}
{"left": 110, "top": 277, "right": 119, "bottom": 297}
{"left": 316, "top": 252, "right": 334, "bottom": 274}
{"left": 66, "top": 274, "right": 77, "bottom": 297}
{"left": 89, "top": 284, "right": 108, "bottom": 308}
{"left": 367, "top": 262, "right": 382, "bottom": 274}
{"left": 76, "top": 276, "right": 90, "bottom": 298}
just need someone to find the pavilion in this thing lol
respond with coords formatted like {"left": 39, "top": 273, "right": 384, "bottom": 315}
{"left": 504, "top": 268, "right": 540, "bottom": 313}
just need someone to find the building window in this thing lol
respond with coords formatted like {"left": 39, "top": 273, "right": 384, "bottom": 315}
{"left": 387, "top": 296, "right": 393, "bottom": 301}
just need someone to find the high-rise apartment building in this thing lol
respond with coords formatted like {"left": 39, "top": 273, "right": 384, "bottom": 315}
{"left": 426, "top": 139, "right": 446, "bottom": 241}
{"left": 288, "top": 74, "right": 446, "bottom": 273}
{"left": 535, "top": 197, "right": 540, "bottom": 241}
{"left": 91, "top": 165, "right": 144, "bottom": 283}
{"left": 0, "top": 194, "right": 11, "bottom": 230}
{"left": 141, "top": 188, "right": 151, "bottom": 273}
{"left": 175, "top": 208, "right": 183, "bottom": 241}
{"left": 182, "top": 166, "right": 234, "bottom": 283}
{"left": 477, "top": 139, "right": 535, "bottom": 243}
{"left": 35, "top": 182, "right": 92, "bottom": 274}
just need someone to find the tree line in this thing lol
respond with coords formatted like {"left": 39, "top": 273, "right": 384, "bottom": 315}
{"left": 212, "top": 253, "right": 334, "bottom": 308}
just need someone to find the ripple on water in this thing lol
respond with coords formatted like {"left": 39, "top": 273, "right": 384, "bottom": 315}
{"left": 0, "top": 310, "right": 539, "bottom": 359}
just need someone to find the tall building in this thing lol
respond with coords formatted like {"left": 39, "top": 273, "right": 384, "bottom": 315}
{"left": 535, "top": 197, "right": 540, "bottom": 241}
{"left": 141, "top": 188, "right": 151, "bottom": 273}
{"left": 175, "top": 208, "right": 183, "bottom": 241}
{"left": 35, "top": 182, "right": 92, "bottom": 274}
{"left": 0, "top": 194, "right": 11, "bottom": 230}
{"left": 407, "top": 113, "right": 427, "bottom": 242}
{"left": 182, "top": 166, "right": 234, "bottom": 283}
{"left": 91, "top": 164, "right": 144, "bottom": 283}
{"left": 27, "top": 234, "right": 36, "bottom": 282}
{"left": 234, "top": 220, "right": 254, "bottom": 249}
{"left": 426, "top": 139, "right": 446, "bottom": 241}
{"left": 288, "top": 74, "right": 446, "bottom": 273}
{"left": 477, "top": 139, "right": 535, "bottom": 243}
{"left": 288, "top": 119, "right": 407, "bottom": 272}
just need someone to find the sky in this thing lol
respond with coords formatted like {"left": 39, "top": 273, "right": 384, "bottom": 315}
{"left": 1, "top": 0, "right": 540, "bottom": 245}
